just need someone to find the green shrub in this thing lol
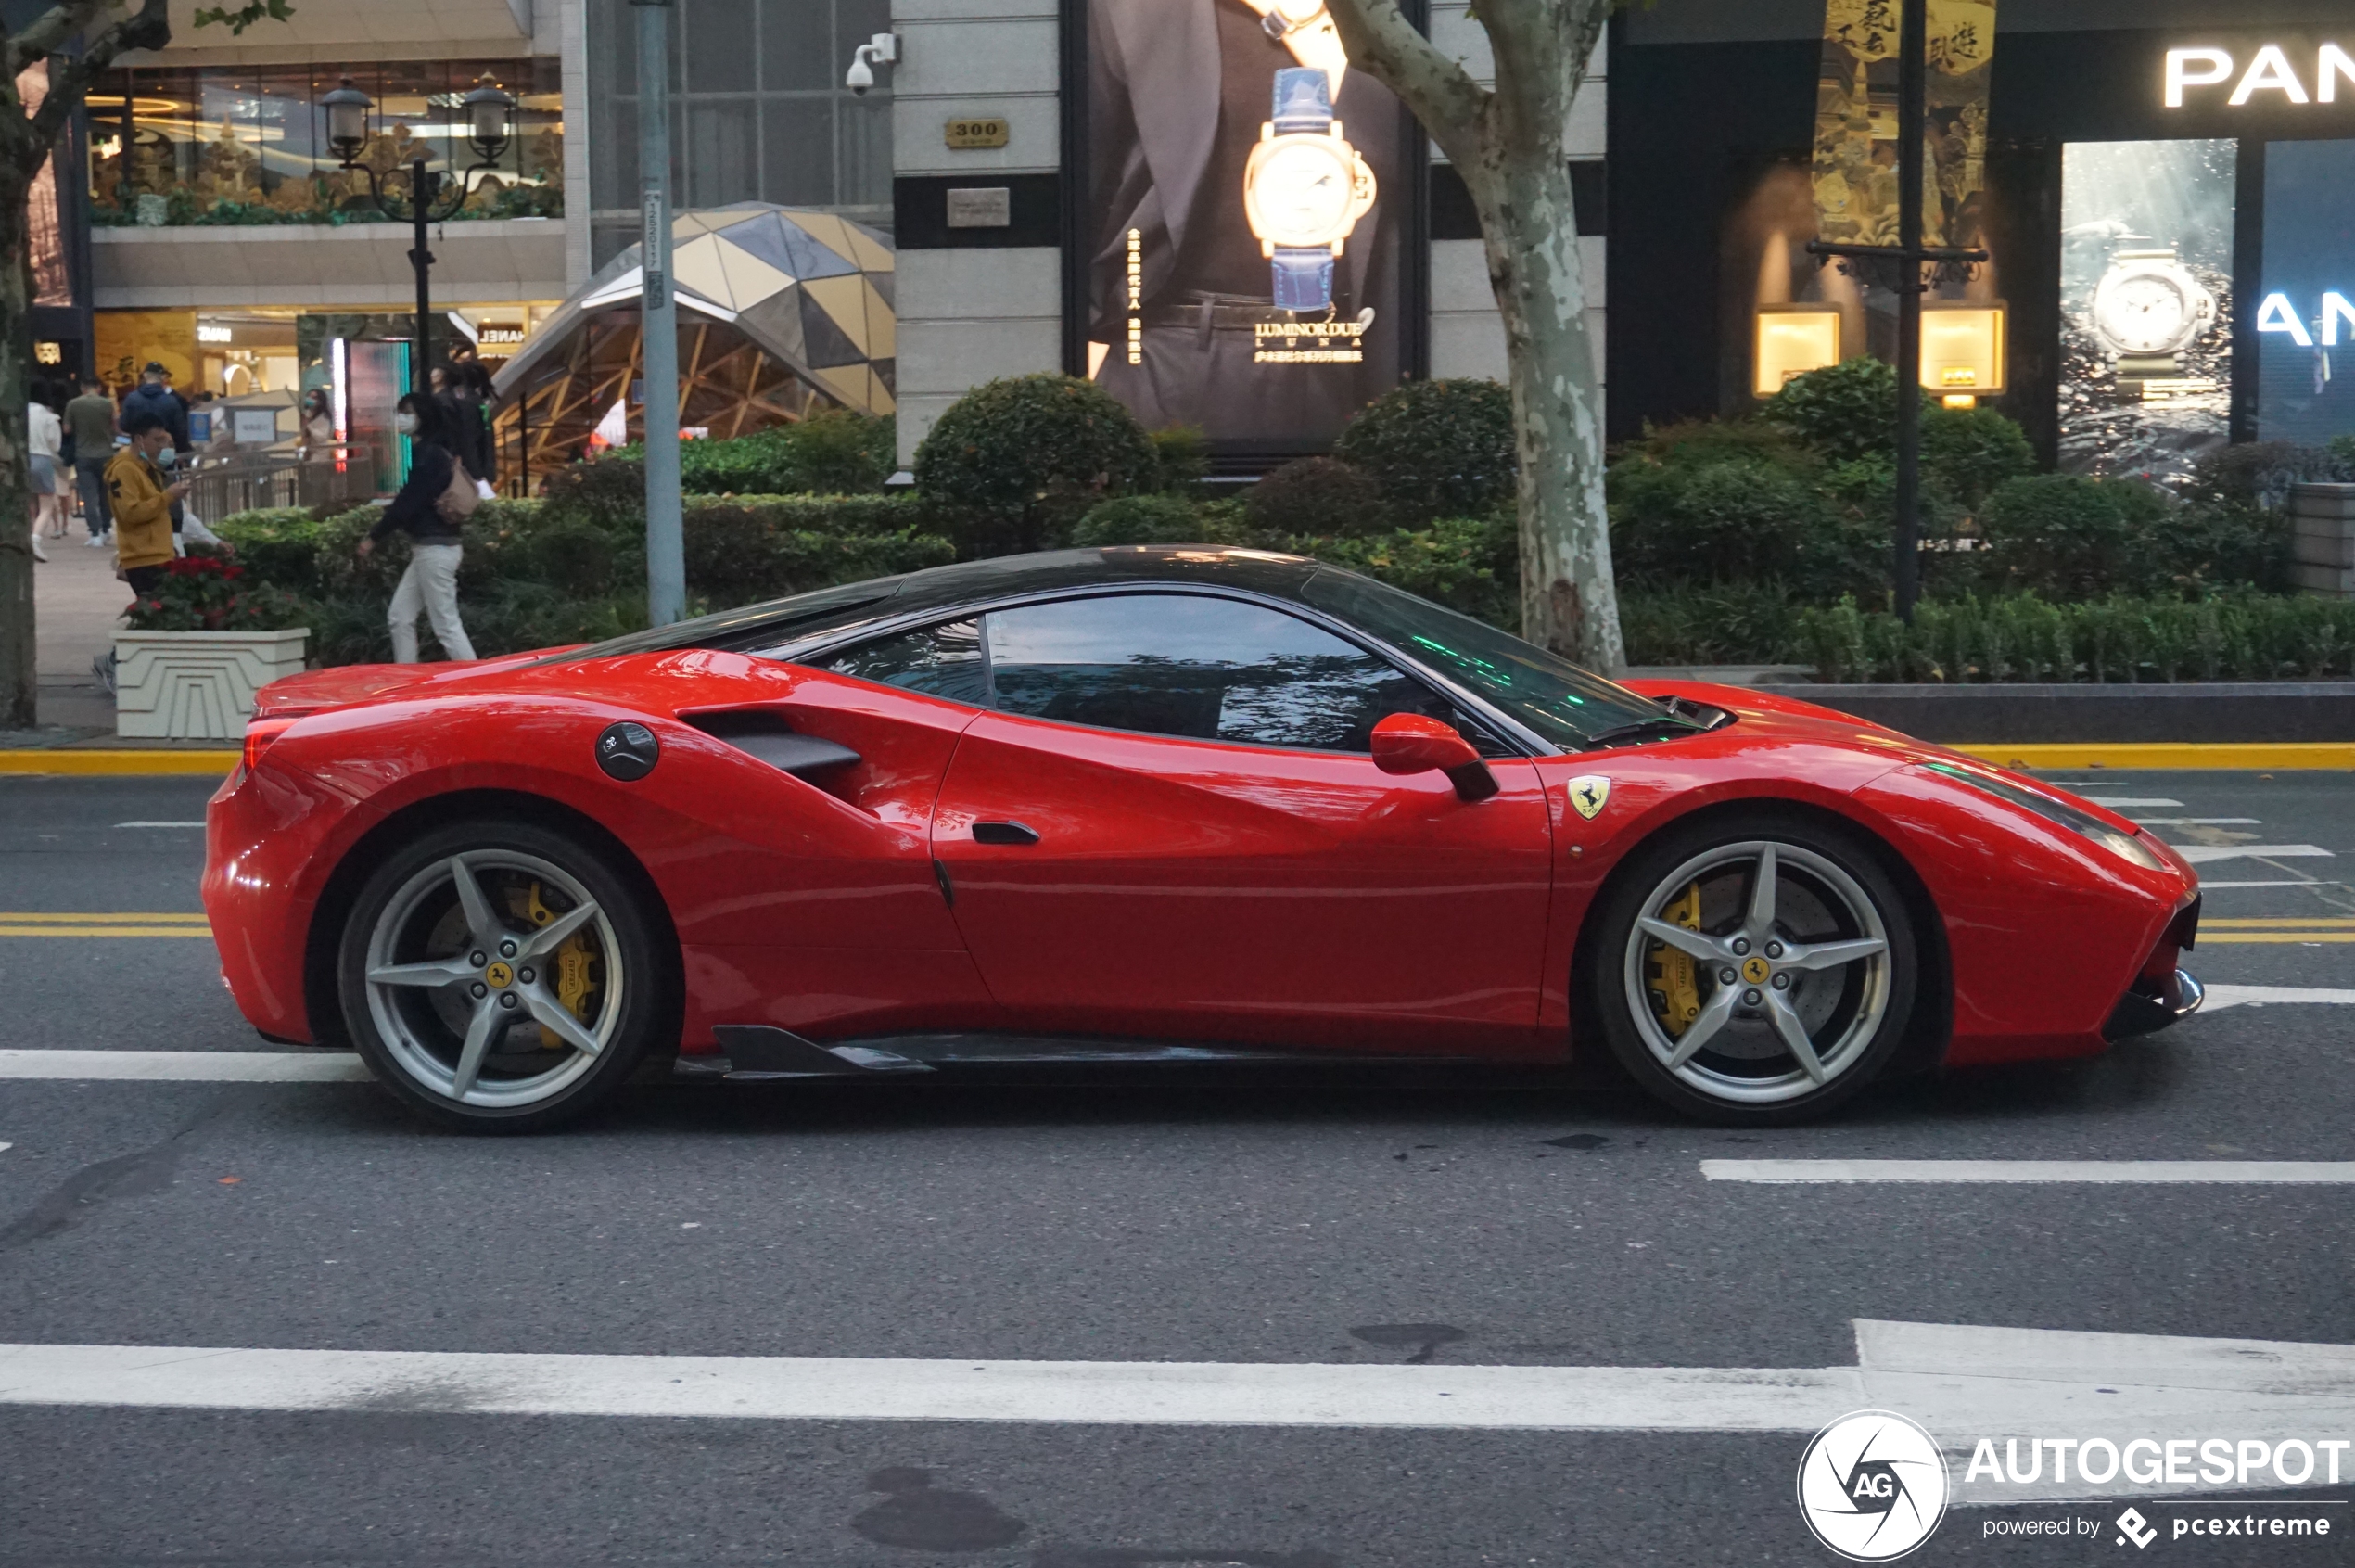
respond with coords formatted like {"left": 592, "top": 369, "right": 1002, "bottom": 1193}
{"left": 1333, "top": 377, "right": 1518, "bottom": 521}
{"left": 1619, "top": 583, "right": 1809, "bottom": 667}
{"left": 1795, "top": 591, "right": 2355, "bottom": 683}
{"left": 1760, "top": 356, "right": 1897, "bottom": 462}
{"left": 1974, "top": 475, "right": 2171, "bottom": 597}
{"left": 1244, "top": 455, "right": 1388, "bottom": 538}
{"left": 612, "top": 410, "right": 896, "bottom": 495}
{"left": 1299, "top": 514, "right": 1519, "bottom": 630}
{"left": 1147, "top": 425, "right": 1212, "bottom": 495}
{"left": 1919, "top": 404, "right": 2036, "bottom": 507}
{"left": 2184, "top": 440, "right": 2355, "bottom": 511}
{"left": 1072, "top": 493, "right": 1223, "bottom": 547}
{"left": 912, "top": 374, "right": 1158, "bottom": 550}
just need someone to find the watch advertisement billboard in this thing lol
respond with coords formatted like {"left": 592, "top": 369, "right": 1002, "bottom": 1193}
{"left": 1079, "top": 0, "right": 1420, "bottom": 455}
{"left": 2058, "top": 138, "right": 2235, "bottom": 490}
{"left": 2255, "top": 137, "right": 2355, "bottom": 446}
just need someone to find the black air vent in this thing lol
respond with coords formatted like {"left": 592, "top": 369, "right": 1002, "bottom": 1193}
{"left": 681, "top": 710, "right": 861, "bottom": 780}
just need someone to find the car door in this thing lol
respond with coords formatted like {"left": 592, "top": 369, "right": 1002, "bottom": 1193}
{"left": 927, "top": 591, "right": 1555, "bottom": 1055}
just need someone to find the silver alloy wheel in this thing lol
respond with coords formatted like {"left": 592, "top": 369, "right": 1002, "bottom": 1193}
{"left": 1620, "top": 839, "right": 1892, "bottom": 1107}
{"left": 362, "top": 849, "right": 625, "bottom": 1109}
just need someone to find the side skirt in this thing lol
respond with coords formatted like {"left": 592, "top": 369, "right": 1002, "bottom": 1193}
{"left": 681, "top": 1025, "right": 1445, "bottom": 1081}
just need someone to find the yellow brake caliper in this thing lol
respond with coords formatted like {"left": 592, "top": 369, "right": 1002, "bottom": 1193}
{"left": 519, "top": 882, "right": 600, "bottom": 1050}
{"left": 1645, "top": 882, "right": 1705, "bottom": 1038}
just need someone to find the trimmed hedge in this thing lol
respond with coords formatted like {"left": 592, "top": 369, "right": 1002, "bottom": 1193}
{"left": 1799, "top": 593, "right": 2355, "bottom": 684}
{"left": 608, "top": 410, "right": 896, "bottom": 496}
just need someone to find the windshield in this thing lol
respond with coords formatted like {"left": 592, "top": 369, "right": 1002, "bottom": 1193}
{"left": 1300, "top": 567, "right": 1673, "bottom": 753}
{"left": 530, "top": 579, "right": 902, "bottom": 666}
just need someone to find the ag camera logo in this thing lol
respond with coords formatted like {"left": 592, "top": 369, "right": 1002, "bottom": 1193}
{"left": 1797, "top": 1410, "right": 1951, "bottom": 1561}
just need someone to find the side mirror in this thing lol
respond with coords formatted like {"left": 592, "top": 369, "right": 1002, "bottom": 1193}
{"left": 1370, "top": 713, "right": 1499, "bottom": 802}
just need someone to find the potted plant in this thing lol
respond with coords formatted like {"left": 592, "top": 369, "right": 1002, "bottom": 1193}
{"left": 114, "top": 555, "right": 311, "bottom": 739}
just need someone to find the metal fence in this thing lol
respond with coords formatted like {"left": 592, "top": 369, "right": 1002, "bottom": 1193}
{"left": 184, "top": 445, "right": 384, "bottom": 524}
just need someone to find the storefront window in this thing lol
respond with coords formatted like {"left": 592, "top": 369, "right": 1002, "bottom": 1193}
{"left": 2256, "top": 138, "right": 2355, "bottom": 446}
{"left": 86, "top": 58, "right": 562, "bottom": 228}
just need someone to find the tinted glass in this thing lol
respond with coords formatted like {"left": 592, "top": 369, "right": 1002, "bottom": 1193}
{"left": 822, "top": 618, "right": 987, "bottom": 706}
{"left": 539, "top": 580, "right": 903, "bottom": 666}
{"left": 1301, "top": 567, "right": 1668, "bottom": 752}
{"left": 984, "top": 594, "right": 1439, "bottom": 751}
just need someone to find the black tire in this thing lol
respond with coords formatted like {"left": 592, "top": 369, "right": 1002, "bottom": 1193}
{"left": 1585, "top": 810, "right": 1919, "bottom": 1126}
{"left": 337, "top": 817, "right": 670, "bottom": 1132}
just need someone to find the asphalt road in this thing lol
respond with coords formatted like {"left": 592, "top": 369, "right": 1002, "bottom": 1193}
{"left": 2, "top": 769, "right": 2352, "bottom": 1567}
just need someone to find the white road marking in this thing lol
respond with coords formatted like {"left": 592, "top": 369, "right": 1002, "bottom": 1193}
{"left": 0, "top": 1321, "right": 2346, "bottom": 1503}
{"left": 1702, "top": 1160, "right": 2355, "bottom": 1183}
{"left": 2197, "top": 879, "right": 2330, "bottom": 889}
{"left": 0, "top": 1142, "right": 10, "bottom": 1154}
{"left": 2177, "top": 844, "right": 2335, "bottom": 864}
{"left": 2132, "top": 817, "right": 2262, "bottom": 825}
{"left": 112, "top": 822, "right": 205, "bottom": 829}
{"left": 2205, "top": 984, "right": 2355, "bottom": 1010}
{"left": 0, "top": 1051, "right": 368, "bottom": 1083}
{"left": 2083, "top": 797, "right": 2183, "bottom": 808}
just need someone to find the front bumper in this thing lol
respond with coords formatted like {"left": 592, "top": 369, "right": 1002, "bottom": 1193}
{"left": 2104, "top": 967, "right": 2205, "bottom": 1041}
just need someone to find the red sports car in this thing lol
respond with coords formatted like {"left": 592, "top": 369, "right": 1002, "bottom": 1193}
{"left": 205, "top": 547, "right": 2202, "bottom": 1131}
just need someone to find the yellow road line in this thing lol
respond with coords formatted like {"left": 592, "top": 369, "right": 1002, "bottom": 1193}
{"left": 2198, "top": 933, "right": 2355, "bottom": 944}
{"left": 0, "top": 912, "right": 210, "bottom": 924}
{"left": 1955, "top": 742, "right": 2355, "bottom": 771}
{"left": 0, "top": 927, "right": 216, "bottom": 937}
{"left": 0, "top": 750, "right": 239, "bottom": 775}
{"left": 2204, "top": 917, "right": 2355, "bottom": 927}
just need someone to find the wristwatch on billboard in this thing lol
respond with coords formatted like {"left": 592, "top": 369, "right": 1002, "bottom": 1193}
{"left": 2092, "top": 248, "right": 2215, "bottom": 377}
{"left": 1242, "top": 66, "right": 1378, "bottom": 312}
{"left": 1245, "top": 0, "right": 1348, "bottom": 88}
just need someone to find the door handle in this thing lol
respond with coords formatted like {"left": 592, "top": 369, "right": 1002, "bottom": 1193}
{"left": 971, "top": 820, "right": 1040, "bottom": 846}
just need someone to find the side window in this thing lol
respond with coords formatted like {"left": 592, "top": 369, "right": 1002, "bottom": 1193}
{"left": 984, "top": 594, "right": 1447, "bottom": 752}
{"left": 821, "top": 618, "right": 987, "bottom": 706}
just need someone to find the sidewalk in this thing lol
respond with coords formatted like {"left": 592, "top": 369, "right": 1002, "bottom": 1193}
{"left": 7, "top": 521, "right": 126, "bottom": 746}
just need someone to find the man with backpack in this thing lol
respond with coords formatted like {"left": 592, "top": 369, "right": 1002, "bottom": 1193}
{"left": 356, "top": 392, "right": 479, "bottom": 662}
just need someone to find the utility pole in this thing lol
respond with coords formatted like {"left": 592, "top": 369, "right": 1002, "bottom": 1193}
{"left": 633, "top": 0, "right": 684, "bottom": 627}
{"left": 1808, "top": 0, "right": 1984, "bottom": 624}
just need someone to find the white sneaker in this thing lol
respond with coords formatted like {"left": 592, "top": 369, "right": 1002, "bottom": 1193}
{"left": 31, "top": 534, "right": 46, "bottom": 562}
{"left": 85, "top": 531, "right": 106, "bottom": 547}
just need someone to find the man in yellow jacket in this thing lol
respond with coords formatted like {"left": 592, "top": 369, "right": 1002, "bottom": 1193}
{"left": 106, "top": 410, "right": 191, "bottom": 598}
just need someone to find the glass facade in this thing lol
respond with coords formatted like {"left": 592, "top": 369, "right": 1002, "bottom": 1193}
{"left": 87, "top": 58, "right": 563, "bottom": 227}
{"left": 587, "top": 0, "right": 893, "bottom": 269}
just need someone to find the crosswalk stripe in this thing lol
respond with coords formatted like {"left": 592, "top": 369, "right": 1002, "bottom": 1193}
{"left": 2205, "top": 984, "right": 2355, "bottom": 1009}
{"left": 1702, "top": 1160, "right": 2355, "bottom": 1183}
{"left": 2178, "top": 844, "right": 2335, "bottom": 863}
{"left": 0, "top": 1051, "right": 367, "bottom": 1082}
{"left": 0, "top": 1319, "right": 2348, "bottom": 1510}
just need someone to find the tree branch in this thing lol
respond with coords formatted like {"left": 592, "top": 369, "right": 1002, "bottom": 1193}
{"left": 5, "top": 0, "right": 115, "bottom": 79}
{"left": 1322, "top": 0, "right": 1490, "bottom": 173}
{"left": 28, "top": 0, "right": 171, "bottom": 154}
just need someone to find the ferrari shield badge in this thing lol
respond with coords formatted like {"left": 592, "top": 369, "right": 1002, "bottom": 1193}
{"left": 1567, "top": 775, "right": 1611, "bottom": 820}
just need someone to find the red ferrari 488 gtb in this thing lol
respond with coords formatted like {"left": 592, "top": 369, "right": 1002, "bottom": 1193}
{"left": 204, "top": 547, "right": 2202, "bottom": 1130}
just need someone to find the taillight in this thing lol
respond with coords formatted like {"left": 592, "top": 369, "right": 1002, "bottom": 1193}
{"left": 242, "top": 717, "right": 298, "bottom": 774}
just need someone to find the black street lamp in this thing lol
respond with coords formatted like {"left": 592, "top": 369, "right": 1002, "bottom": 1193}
{"left": 319, "top": 73, "right": 519, "bottom": 395}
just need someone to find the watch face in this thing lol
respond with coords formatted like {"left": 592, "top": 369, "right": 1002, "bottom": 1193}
{"left": 1249, "top": 140, "right": 1356, "bottom": 245}
{"left": 2096, "top": 270, "right": 2194, "bottom": 355}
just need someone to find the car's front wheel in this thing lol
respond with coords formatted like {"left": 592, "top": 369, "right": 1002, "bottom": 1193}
{"left": 1589, "top": 814, "right": 1918, "bottom": 1124}
{"left": 337, "top": 819, "right": 668, "bottom": 1132}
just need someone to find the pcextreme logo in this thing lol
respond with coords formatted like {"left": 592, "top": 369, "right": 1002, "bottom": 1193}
{"left": 1797, "top": 1410, "right": 1952, "bottom": 1561}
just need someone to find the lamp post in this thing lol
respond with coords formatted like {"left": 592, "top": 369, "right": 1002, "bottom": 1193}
{"left": 631, "top": 0, "right": 684, "bottom": 628}
{"left": 1805, "top": 0, "right": 1985, "bottom": 623}
{"left": 322, "top": 73, "right": 517, "bottom": 396}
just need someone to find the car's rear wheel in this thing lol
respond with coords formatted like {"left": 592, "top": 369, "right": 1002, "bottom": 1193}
{"left": 1589, "top": 814, "right": 1918, "bottom": 1124}
{"left": 337, "top": 819, "right": 666, "bottom": 1132}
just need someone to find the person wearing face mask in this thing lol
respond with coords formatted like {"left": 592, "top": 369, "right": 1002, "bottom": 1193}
{"left": 103, "top": 410, "right": 193, "bottom": 596}
{"left": 357, "top": 392, "right": 477, "bottom": 662}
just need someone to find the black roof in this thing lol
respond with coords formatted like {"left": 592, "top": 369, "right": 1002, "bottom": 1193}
{"left": 551, "top": 547, "right": 1325, "bottom": 664}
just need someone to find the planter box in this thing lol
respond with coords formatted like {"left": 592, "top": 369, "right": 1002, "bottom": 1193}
{"left": 113, "top": 628, "right": 309, "bottom": 740}
{"left": 2291, "top": 482, "right": 2355, "bottom": 597}
{"left": 1756, "top": 680, "right": 2355, "bottom": 744}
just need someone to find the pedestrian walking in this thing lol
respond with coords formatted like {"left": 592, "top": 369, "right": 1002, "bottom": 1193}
{"left": 65, "top": 376, "right": 118, "bottom": 546}
{"left": 299, "top": 387, "right": 334, "bottom": 451}
{"left": 28, "top": 383, "right": 66, "bottom": 543}
{"left": 119, "top": 363, "right": 188, "bottom": 452}
{"left": 447, "top": 342, "right": 498, "bottom": 486}
{"left": 358, "top": 392, "right": 478, "bottom": 663}
{"left": 90, "top": 410, "right": 195, "bottom": 694}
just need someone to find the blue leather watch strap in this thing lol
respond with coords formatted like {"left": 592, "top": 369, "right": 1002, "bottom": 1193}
{"left": 1270, "top": 67, "right": 1333, "bottom": 134}
{"left": 1271, "top": 247, "right": 1334, "bottom": 312}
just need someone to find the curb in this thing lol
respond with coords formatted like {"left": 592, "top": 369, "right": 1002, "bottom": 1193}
{"left": 0, "top": 749, "right": 241, "bottom": 775}
{"left": 1948, "top": 743, "right": 2355, "bottom": 771}
{"left": 1759, "top": 682, "right": 2355, "bottom": 745}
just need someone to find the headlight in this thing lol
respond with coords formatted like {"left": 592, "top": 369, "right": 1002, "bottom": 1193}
{"left": 1923, "top": 762, "right": 2168, "bottom": 872}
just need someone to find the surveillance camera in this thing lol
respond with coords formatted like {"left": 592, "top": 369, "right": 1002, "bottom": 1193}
{"left": 846, "top": 52, "right": 875, "bottom": 94}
